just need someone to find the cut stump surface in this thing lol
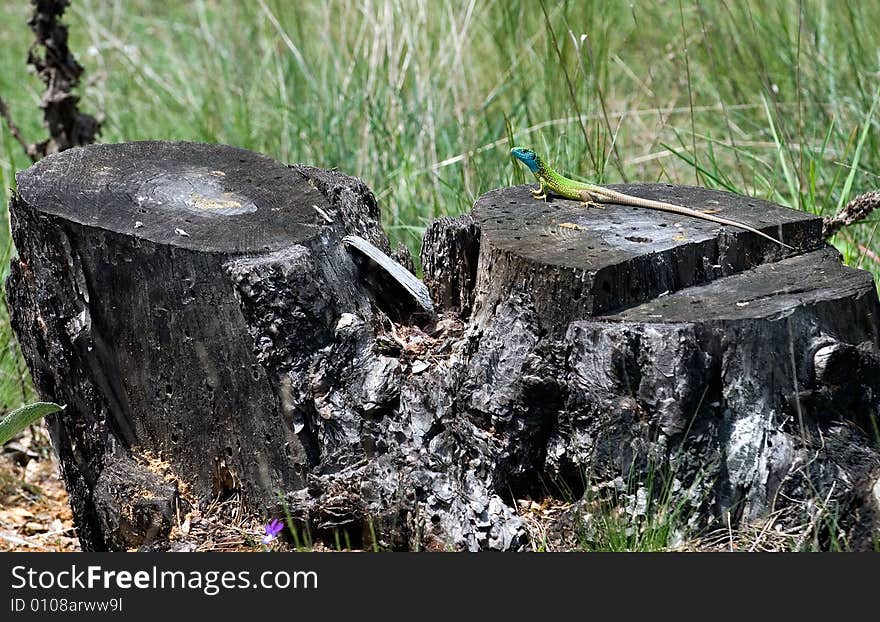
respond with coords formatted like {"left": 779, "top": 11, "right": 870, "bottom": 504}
{"left": 471, "top": 184, "right": 824, "bottom": 324}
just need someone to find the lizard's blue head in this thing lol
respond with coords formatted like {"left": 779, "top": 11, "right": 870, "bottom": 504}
{"left": 510, "top": 147, "right": 541, "bottom": 173}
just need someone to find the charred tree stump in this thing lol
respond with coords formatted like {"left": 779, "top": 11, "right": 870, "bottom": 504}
{"left": 7, "top": 141, "right": 392, "bottom": 550}
{"left": 8, "top": 143, "right": 880, "bottom": 551}
{"left": 421, "top": 184, "right": 880, "bottom": 550}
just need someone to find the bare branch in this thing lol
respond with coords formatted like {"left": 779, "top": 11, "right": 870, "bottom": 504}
{"left": 22, "top": 0, "right": 102, "bottom": 161}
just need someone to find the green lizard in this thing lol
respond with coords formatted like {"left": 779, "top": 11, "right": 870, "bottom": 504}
{"left": 510, "top": 147, "right": 793, "bottom": 249}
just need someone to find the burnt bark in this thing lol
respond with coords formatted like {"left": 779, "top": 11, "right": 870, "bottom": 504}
{"left": 7, "top": 142, "right": 386, "bottom": 549}
{"left": 435, "top": 184, "right": 880, "bottom": 549}
{"left": 8, "top": 142, "right": 880, "bottom": 551}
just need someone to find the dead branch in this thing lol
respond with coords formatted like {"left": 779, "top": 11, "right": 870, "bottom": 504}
{"left": 0, "top": 0, "right": 102, "bottom": 162}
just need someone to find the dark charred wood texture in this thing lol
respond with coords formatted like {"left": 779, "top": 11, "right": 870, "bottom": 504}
{"left": 421, "top": 214, "right": 480, "bottom": 317}
{"left": 7, "top": 142, "right": 386, "bottom": 549}
{"left": 8, "top": 143, "right": 880, "bottom": 551}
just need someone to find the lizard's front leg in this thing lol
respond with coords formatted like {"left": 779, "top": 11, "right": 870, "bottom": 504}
{"left": 530, "top": 182, "right": 547, "bottom": 201}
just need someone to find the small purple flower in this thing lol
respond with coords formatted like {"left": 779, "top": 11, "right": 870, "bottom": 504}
{"left": 262, "top": 518, "right": 284, "bottom": 545}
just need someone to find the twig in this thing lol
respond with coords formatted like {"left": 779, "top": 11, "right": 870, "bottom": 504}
{"left": 0, "top": 530, "right": 44, "bottom": 550}
{"left": 748, "top": 508, "right": 785, "bottom": 552}
{"left": 855, "top": 219, "right": 880, "bottom": 270}
{"left": 856, "top": 241, "right": 880, "bottom": 265}
{"left": 835, "top": 228, "right": 880, "bottom": 267}
{"left": 726, "top": 510, "right": 734, "bottom": 552}
{"left": 0, "top": 96, "right": 36, "bottom": 162}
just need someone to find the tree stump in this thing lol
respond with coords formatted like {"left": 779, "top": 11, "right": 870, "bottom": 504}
{"left": 423, "top": 184, "right": 880, "bottom": 549}
{"left": 8, "top": 143, "right": 880, "bottom": 551}
{"left": 7, "top": 141, "right": 391, "bottom": 549}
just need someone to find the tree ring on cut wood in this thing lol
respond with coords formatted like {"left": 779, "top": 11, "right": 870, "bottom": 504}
{"left": 14, "top": 140, "right": 335, "bottom": 253}
{"left": 140, "top": 170, "right": 258, "bottom": 216}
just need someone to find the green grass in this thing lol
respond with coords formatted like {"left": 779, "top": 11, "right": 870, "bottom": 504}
{"left": 2, "top": 1, "right": 878, "bottom": 262}
{"left": 572, "top": 465, "right": 695, "bottom": 553}
{"left": 0, "top": 0, "right": 878, "bottom": 548}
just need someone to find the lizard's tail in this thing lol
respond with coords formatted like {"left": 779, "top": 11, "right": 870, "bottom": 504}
{"left": 599, "top": 190, "right": 794, "bottom": 250}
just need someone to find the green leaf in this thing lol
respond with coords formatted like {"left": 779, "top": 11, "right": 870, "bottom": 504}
{"left": 0, "top": 402, "right": 64, "bottom": 446}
